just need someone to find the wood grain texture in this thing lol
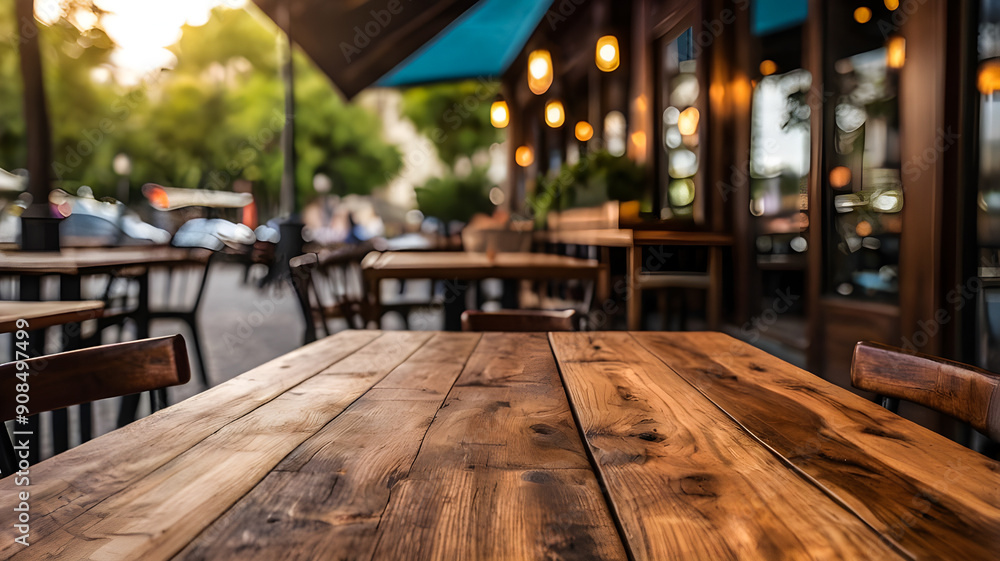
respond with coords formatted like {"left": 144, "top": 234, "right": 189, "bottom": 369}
{"left": 635, "top": 331, "right": 1000, "bottom": 561}
{"left": 175, "top": 332, "right": 481, "bottom": 561}
{"left": 549, "top": 331, "right": 903, "bottom": 561}
{"left": 362, "top": 251, "right": 601, "bottom": 281}
{"left": 852, "top": 341, "right": 1000, "bottom": 441}
{"left": 0, "top": 329, "right": 382, "bottom": 560}
{"left": 370, "top": 332, "right": 628, "bottom": 561}
{"left": 10, "top": 331, "right": 433, "bottom": 561}
{"left": 0, "top": 246, "right": 208, "bottom": 274}
{"left": 0, "top": 334, "right": 189, "bottom": 421}
{"left": 0, "top": 299, "right": 104, "bottom": 333}
{"left": 460, "top": 309, "right": 577, "bottom": 332}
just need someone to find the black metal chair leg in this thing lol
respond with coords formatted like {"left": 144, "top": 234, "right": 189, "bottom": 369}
{"left": 1, "top": 426, "right": 18, "bottom": 478}
{"left": 52, "top": 408, "right": 69, "bottom": 454}
{"left": 187, "top": 317, "right": 210, "bottom": 389}
{"left": 117, "top": 393, "right": 141, "bottom": 427}
{"left": 79, "top": 402, "right": 92, "bottom": 443}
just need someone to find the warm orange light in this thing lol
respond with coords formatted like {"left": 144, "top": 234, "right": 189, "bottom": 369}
{"left": 759, "top": 60, "right": 777, "bottom": 76}
{"left": 575, "top": 121, "right": 594, "bottom": 142}
{"left": 143, "top": 184, "right": 170, "bottom": 209}
{"left": 856, "top": 220, "right": 873, "bottom": 237}
{"left": 515, "top": 146, "right": 534, "bottom": 167}
{"left": 979, "top": 60, "right": 1000, "bottom": 94}
{"left": 527, "top": 50, "right": 553, "bottom": 95}
{"left": 884, "top": 0, "right": 899, "bottom": 9}
{"left": 677, "top": 107, "right": 700, "bottom": 136}
{"left": 830, "top": 166, "right": 852, "bottom": 188}
{"left": 886, "top": 35, "right": 905, "bottom": 69}
{"left": 490, "top": 101, "right": 509, "bottom": 128}
{"left": 595, "top": 35, "right": 620, "bottom": 72}
{"left": 631, "top": 131, "right": 646, "bottom": 153}
{"left": 854, "top": 7, "right": 872, "bottom": 23}
{"left": 544, "top": 100, "right": 565, "bottom": 128}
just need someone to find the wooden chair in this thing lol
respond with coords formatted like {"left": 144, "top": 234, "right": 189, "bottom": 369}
{"left": 460, "top": 309, "right": 577, "bottom": 332}
{"left": 851, "top": 341, "right": 1000, "bottom": 442}
{"left": 0, "top": 334, "right": 191, "bottom": 477}
{"left": 291, "top": 245, "right": 435, "bottom": 343}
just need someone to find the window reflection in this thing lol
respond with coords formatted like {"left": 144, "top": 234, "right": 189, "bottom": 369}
{"left": 978, "top": 0, "right": 1000, "bottom": 374}
{"left": 658, "top": 27, "right": 699, "bottom": 220}
{"left": 750, "top": 69, "right": 811, "bottom": 217}
{"left": 826, "top": 47, "right": 903, "bottom": 301}
{"left": 979, "top": 0, "right": 1000, "bottom": 255}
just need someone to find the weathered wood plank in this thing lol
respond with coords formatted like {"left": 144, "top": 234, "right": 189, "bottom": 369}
{"left": 11, "top": 331, "right": 433, "bottom": 561}
{"left": 370, "top": 333, "right": 628, "bottom": 561}
{"left": 0, "top": 300, "right": 103, "bottom": 333}
{"left": 0, "top": 330, "right": 381, "bottom": 559}
{"left": 174, "top": 332, "right": 481, "bottom": 561}
{"left": 634, "top": 331, "right": 1000, "bottom": 561}
{"left": 549, "top": 331, "right": 905, "bottom": 561}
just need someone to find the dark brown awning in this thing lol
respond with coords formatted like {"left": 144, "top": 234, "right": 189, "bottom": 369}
{"left": 252, "top": 0, "right": 479, "bottom": 98}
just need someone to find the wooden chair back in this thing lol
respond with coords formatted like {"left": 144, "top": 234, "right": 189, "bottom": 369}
{"left": 461, "top": 309, "right": 577, "bottom": 332}
{"left": 0, "top": 335, "right": 190, "bottom": 422}
{"left": 851, "top": 341, "right": 1000, "bottom": 441}
{"left": 0, "top": 335, "right": 190, "bottom": 477}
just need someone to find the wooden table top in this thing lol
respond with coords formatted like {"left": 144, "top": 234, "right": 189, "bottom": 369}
{"left": 1, "top": 331, "right": 997, "bottom": 560}
{"left": 362, "top": 251, "right": 602, "bottom": 281}
{"left": 534, "top": 228, "right": 734, "bottom": 247}
{"left": 0, "top": 246, "right": 209, "bottom": 275}
{"left": 0, "top": 300, "right": 104, "bottom": 333}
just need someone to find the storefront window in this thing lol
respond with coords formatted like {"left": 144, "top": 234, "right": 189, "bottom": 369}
{"left": 658, "top": 27, "right": 700, "bottom": 220}
{"left": 825, "top": 47, "right": 903, "bottom": 301}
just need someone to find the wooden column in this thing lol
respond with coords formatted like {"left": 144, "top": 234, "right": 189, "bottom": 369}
{"left": 16, "top": 0, "right": 58, "bottom": 250}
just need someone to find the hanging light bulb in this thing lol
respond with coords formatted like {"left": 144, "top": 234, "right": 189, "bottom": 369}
{"left": 544, "top": 100, "right": 565, "bottom": 128}
{"left": 886, "top": 35, "right": 906, "bottom": 69}
{"left": 515, "top": 146, "right": 534, "bottom": 167}
{"left": 574, "top": 121, "right": 594, "bottom": 141}
{"left": 980, "top": 59, "right": 1000, "bottom": 94}
{"left": 595, "top": 35, "right": 620, "bottom": 72}
{"left": 527, "top": 50, "right": 553, "bottom": 95}
{"left": 490, "top": 100, "right": 509, "bottom": 128}
{"left": 759, "top": 60, "right": 777, "bottom": 76}
{"left": 677, "top": 107, "right": 700, "bottom": 135}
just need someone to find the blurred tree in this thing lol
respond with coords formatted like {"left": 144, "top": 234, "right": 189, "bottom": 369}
{"left": 0, "top": 3, "right": 402, "bottom": 219}
{"left": 414, "top": 166, "right": 494, "bottom": 224}
{"left": 0, "top": 3, "right": 26, "bottom": 171}
{"left": 400, "top": 80, "right": 503, "bottom": 168}
{"left": 401, "top": 80, "right": 503, "bottom": 223}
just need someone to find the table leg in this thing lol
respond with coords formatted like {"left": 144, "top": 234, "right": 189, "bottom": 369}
{"left": 501, "top": 279, "right": 518, "bottom": 309}
{"left": 117, "top": 270, "right": 150, "bottom": 427}
{"left": 627, "top": 246, "right": 642, "bottom": 331}
{"left": 51, "top": 274, "right": 84, "bottom": 454}
{"left": 19, "top": 275, "right": 41, "bottom": 465}
{"left": 708, "top": 246, "right": 722, "bottom": 330}
{"left": 366, "top": 276, "right": 382, "bottom": 329}
{"left": 442, "top": 279, "right": 468, "bottom": 332}
{"left": 598, "top": 247, "right": 611, "bottom": 304}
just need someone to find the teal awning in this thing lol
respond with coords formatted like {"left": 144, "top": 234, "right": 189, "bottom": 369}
{"left": 378, "top": 0, "right": 554, "bottom": 87}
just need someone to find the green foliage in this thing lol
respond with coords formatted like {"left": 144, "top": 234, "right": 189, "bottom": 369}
{"left": 0, "top": 5, "right": 26, "bottom": 170}
{"left": 414, "top": 167, "right": 494, "bottom": 224}
{"left": 530, "top": 150, "right": 645, "bottom": 226}
{"left": 0, "top": 4, "right": 402, "bottom": 218}
{"left": 400, "top": 80, "right": 503, "bottom": 167}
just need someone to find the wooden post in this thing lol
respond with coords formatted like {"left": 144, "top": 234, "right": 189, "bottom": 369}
{"left": 279, "top": 3, "right": 298, "bottom": 218}
{"left": 16, "top": 0, "right": 59, "bottom": 250}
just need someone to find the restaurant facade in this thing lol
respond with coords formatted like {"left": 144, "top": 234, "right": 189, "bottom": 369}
{"left": 496, "top": 0, "right": 998, "bottom": 442}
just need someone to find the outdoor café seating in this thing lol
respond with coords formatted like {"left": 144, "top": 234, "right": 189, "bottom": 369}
{"left": 1, "top": 0, "right": 1000, "bottom": 558}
